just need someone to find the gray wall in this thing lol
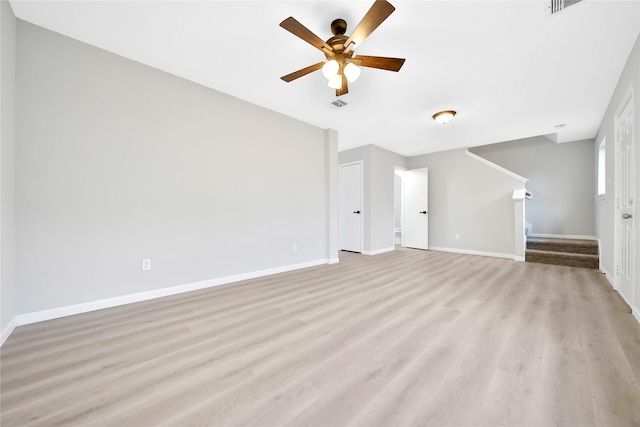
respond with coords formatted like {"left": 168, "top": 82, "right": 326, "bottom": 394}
{"left": 325, "top": 129, "right": 340, "bottom": 263}
{"left": 1, "top": 0, "right": 17, "bottom": 338}
{"left": 594, "top": 34, "right": 639, "bottom": 314}
{"left": 409, "top": 149, "right": 524, "bottom": 256}
{"left": 369, "top": 145, "right": 408, "bottom": 252}
{"left": 340, "top": 144, "right": 523, "bottom": 257}
{"left": 339, "top": 144, "right": 407, "bottom": 253}
{"left": 15, "top": 21, "right": 335, "bottom": 314}
{"left": 471, "top": 136, "right": 595, "bottom": 237}
{"left": 394, "top": 173, "right": 402, "bottom": 229}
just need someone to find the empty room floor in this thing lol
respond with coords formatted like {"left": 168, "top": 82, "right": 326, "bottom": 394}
{"left": 2, "top": 248, "right": 640, "bottom": 426}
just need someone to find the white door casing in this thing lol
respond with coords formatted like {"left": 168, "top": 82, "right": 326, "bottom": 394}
{"left": 393, "top": 167, "right": 405, "bottom": 246}
{"left": 403, "top": 167, "right": 429, "bottom": 250}
{"left": 615, "top": 87, "right": 635, "bottom": 307}
{"left": 339, "top": 162, "right": 363, "bottom": 252}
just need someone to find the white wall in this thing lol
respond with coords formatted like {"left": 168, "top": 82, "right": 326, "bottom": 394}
{"left": 471, "top": 136, "right": 595, "bottom": 237}
{"left": 14, "top": 21, "right": 336, "bottom": 316}
{"left": 594, "top": 34, "right": 639, "bottom": 318}
{"left": 339, "top": 144, "right": 407, "bottom": 254}
{"left": 1, "top": 0, "right": 17, "bottom": 342}
{"left": 409, "top": 148, "right": 524, "bottom": 257}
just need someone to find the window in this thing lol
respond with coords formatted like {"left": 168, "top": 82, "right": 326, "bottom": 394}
{"left": 597, "top": 138, "right": 606, "bottom": 197}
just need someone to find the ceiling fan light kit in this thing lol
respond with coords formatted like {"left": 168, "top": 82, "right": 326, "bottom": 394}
{"left": 433, "top": 110, "right": 457, "bottom": 124}
{"left": 344, "top": 63, "right": 361, "bottom": 83}
{"left": 322, "top": 60, "right": 339, "bottom": 79}
{"left": 328, "top": 74, "right": 342, "bottom": 89}
{"left": 279, "top": 0, "right": 405, "bottom": 97}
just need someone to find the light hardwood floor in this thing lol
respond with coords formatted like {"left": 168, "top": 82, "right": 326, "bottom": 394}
{"left": 2, "top": 248, "right": 640, "bottom": 426}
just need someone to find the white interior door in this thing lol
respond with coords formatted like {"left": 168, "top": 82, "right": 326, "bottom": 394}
{"left": 403, "top": 167, "right": 429, "bottom": 250}
{"left": 339, "top": 162, "right": 363, "bottom": 252}
{"left": 616, "top": 94, "right": 635, "bottom": 304}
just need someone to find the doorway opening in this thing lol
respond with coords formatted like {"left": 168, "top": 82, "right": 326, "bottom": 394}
{"left": 393, "top": 167, "right": 405, "bottom": 248}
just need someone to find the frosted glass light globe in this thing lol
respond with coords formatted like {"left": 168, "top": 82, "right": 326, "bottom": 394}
{"left": 322, "top": 60, "right": 339, "bottom": 79}
{"left": 344, "top": 63, "right": 361, "bottom": 83}
{"left": 328, "top": 74, "right": 342, "bottom": 89}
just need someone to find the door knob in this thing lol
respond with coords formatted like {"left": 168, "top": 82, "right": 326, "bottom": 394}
{"left": 622, "top": 213, "right": 633, "bottom": 219}
{"left": 353, "top": 210, "right": 361, "bottom": 214}
{"left": 419, "top": 211, "right": 427, "bottom": 214}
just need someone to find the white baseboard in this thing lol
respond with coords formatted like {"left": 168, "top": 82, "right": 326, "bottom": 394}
{"left": 528, "top": 233, "right": 597, "bottom": 240}
{"left": 616, "top": 285, "right": 634, "bottom": 310}
{"left": 600, "top": 267, "right": 614, "bottom": 287}
{"left": 327, "top": 258, "right": 340, "bottom": 264}
{"left": 1, "top": 258, "right": 331, "bottom": 347}
{"left": 1, "top": 317, "right": 18, "bottom": 347}
{"left": 598, "top": 267, "right": 639, "bottom": 326}
{"left": 429, "top": 246, "right": 516, "bottom": 261}
{"left": 514, "top": 256, "right": 525, "bottom": 262}
{"left": 600, "top": 267, "right": 640, "bottom": 316}
{"left": 362, "top": 247, "right": 395, "bottom": 256}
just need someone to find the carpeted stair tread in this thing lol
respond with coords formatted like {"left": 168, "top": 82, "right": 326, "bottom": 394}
{"left": 526, "top": 237, "right": 598, "bottom": 255}
{"left": 525, "top": 249, "right": 599, "bottom": 269}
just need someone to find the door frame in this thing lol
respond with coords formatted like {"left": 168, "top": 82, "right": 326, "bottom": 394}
{"left": 613, "top": 84, "right": 635, "bottom": 304}
{"left": 339, "top": 161, "right": 364, "bottom": 253}
{"left": 393, "top": 166, "right": 406, "bottom": 250}
{"left": 402, "top": 166, "right": 429, "bottom": 250}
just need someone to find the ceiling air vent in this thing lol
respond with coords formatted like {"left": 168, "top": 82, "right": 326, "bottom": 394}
{"left": 549, "top": 0, "right": 583, "bottom": 15}
{"left": 331, "top": 99, "right": 348, "bottom": 108}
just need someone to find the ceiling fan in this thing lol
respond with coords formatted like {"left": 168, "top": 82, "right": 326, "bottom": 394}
{"left": 279, "top": 0, "right": 406, "bottom": 97}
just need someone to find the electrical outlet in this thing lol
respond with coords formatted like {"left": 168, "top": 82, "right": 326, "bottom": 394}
{"left": 455, "top": 234, "right": 460, "bottom": 240}
{"left": 142, "top": 259, "right": 151, "bottom": 271}
{"left": 293, "top": 243, "right": 298, "bottom": 252}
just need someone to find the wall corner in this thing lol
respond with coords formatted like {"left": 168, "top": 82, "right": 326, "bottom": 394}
{"left": 325, "top": 128, "right": 339, "bottom": 262}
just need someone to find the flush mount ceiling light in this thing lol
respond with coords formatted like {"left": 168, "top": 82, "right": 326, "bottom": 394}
{"left": 279, "top": 0, "right": 406, "bottom": 97}
{"left": 433, "top": 110, "right": 457, "bottom": 124}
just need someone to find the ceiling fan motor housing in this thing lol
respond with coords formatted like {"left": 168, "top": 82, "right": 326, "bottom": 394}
{"left": 331, "top": 19, "right": 347, "bottom": 35}
{"left": 326, "top": 19, "right": 350, "bottom": 58}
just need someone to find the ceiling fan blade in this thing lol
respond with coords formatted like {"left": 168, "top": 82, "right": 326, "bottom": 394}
{"left": 344, "top": 0, "right": 395, "bottom": 49}
{"left": 336, "top": 73, "right": 349, "bottom": 97}
{"left": 280, "top": 17, "right": 334, "bottom": 55}
{"left": 281, "top": 62, "right": 325, "bottom": 82}
{"left": 353, "top": 55, "right": 405, "bottom": 72}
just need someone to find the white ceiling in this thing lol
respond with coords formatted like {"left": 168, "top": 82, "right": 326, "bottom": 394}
{"left": 9, "top": 0, "right": 640, "bottom": 156}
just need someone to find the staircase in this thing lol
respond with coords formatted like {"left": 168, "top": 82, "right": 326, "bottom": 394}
{"left": 525, "top": 236, "right": 599, "bottom": 269}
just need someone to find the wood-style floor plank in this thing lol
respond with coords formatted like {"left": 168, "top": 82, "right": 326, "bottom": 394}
{"left": 2, "top": 248, "right": 640, "bottom": 426}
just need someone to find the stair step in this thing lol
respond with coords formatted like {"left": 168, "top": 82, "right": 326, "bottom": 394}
{"left": 525, "top": 249, "right": 599, "bottom": 269}
{"left": 526, "top": 237, "right": 598, "bottom": 255}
